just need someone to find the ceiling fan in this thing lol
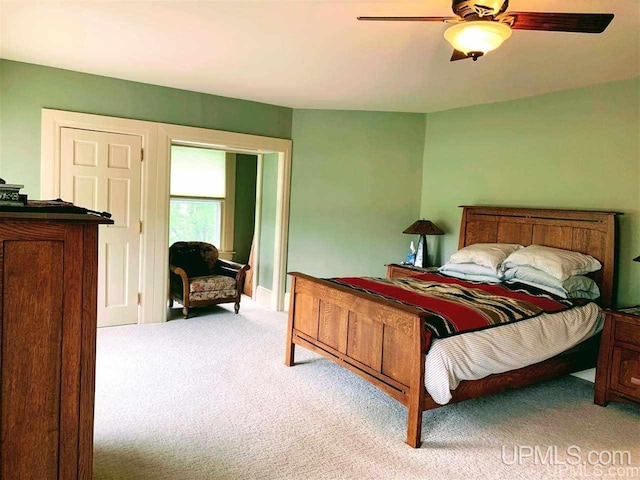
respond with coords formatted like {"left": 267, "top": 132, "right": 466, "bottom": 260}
{"left": 358, "top": 0, "right": 614, "bottom": 61}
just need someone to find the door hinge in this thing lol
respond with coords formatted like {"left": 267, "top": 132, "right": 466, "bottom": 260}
{"left": 139, "top": 221, "right": 143, "bottom": 234}
{"left": 137, "top": 293, "right": 142, "bottom": 305}
{"left": 141, "top": 149, "right": 144, "bottom": 161}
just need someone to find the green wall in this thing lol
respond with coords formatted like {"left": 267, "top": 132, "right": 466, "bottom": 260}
{"left": 258, "top": 154, "right": 279, "bottom": 289}
{"left": 288, "top": 110, "right": 425, "bottom": 279}
{"left": 420, "top": 78, "right": 640, "bottom": 307}
{"left": 0, "top": 59, "right": 292, "bottom": 196}
{"left": 1, "top": 59, "right": 637, "bottom": 306}
{"left": 234, "top": 154, "right": 258, "bottom": 264}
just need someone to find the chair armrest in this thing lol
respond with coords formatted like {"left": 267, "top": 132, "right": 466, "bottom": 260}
{"left": 217, "top": 259, "right": 250, "bottom": 272}
{"left": 169, "top": 265, "right": 190, "bottom": 282}
{"left": 169, "top": 265, "right": 191, "bottom": 305}
{"left": 215, "top": 259, "right": 250, "bottom": 277}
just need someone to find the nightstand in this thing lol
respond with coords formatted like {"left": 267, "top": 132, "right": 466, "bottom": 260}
{"left": 386, "top": 263, "right": 439, "bottom": 279}
{"left": 594, "top": 308, "right": 640, "bottom": 407}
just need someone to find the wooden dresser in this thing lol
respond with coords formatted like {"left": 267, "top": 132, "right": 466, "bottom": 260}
{"left": 595, "top": 309, "right": 640, "bottom": 407}
{"left": 0, "top": 212, "right": 111, "bottom": 480}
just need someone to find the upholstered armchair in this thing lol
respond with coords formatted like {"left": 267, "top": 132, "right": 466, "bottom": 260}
{"left": 169, "top": 242, "right": 250, "bottom": 318}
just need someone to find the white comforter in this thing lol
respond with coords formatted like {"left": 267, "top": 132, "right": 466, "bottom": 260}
{"left": 424, "top": 302, "right": 602, "bottom": 405}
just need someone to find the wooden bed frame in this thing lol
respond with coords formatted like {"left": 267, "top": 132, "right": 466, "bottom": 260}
{"left": 284, "top": 206, "right": 619, "bottom": 447}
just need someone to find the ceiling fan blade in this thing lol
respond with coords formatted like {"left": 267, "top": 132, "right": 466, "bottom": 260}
{"left": 357, "top": 16, "right": 454, "bottom": 22}
{"left": 508, "top": 12, "right": 614, "bottom": 34}
{"left": 450, "top": 50, "right": 470, "bottom": 61}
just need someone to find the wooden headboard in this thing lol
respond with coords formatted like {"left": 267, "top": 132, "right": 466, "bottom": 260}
{"left": 459, "top": 206, "right": 619, "bottom": 308}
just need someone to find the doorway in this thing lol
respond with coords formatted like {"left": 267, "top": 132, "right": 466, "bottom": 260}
{"left": 157, "top": 123, "right": 291, "bottom": 315}
{"left": 166, "top": 144, "right": 281, "bottom": 311}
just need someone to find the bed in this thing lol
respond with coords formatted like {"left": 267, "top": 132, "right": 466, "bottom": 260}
{"left": 284, "top": 206, "right": 618, "bottom": 447}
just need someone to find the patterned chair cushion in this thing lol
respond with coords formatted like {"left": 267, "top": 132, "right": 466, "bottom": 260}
{"left": 189, "top": 275, "right": 236, "bottom": 294}
{"left": 189, "top": 289, "right": 237, "bottom": 302}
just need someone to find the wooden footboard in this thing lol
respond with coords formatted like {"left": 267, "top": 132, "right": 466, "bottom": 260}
{"left": 285, "top": 272, "right": 601, "bottom": 449}
{"left": 285, "top": 272, "right": 428, "bottom": 447}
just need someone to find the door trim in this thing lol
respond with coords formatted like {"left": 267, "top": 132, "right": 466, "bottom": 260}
{"left": 41, "top": 109, "right": 292, "bottom": 322}
{"left": 42, "top": 110, "right": 154, "bottom": 325}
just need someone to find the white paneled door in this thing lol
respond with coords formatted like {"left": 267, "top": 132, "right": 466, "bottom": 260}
{"left": 60, "top": 128, "right": 142, "bottom": 327}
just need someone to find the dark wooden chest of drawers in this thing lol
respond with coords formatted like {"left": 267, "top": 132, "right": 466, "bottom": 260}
{"left": 0, "top": 213, "right": 111, "bottom": 479}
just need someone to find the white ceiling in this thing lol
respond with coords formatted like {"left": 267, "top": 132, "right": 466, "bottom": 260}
{"left": 0, "top": 1, "right": 638, "bottom": 113}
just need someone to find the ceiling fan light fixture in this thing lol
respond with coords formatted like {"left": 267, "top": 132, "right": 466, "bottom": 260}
{"left": 444, "top": 20, "right": 512, "bottom": 57}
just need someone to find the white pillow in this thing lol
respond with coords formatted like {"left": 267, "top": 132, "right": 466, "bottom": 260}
{"left": 502, "top": 245, "right": 602, "bottom": 282}
{"left": 447, "top": 243, "right": 523, "bottom": 274}
{"left": 439, "top": 262, "right": 504, "bottom": 279}
{"left": 440, "top": 270, "right": 503, "bottom": 284}
{"left": 503, "top": 265, "right": 600, "bottom": 299}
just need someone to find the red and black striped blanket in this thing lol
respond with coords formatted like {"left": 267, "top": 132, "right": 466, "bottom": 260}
{"left": 327, "top": 273, "right": 579, "bottom": 351}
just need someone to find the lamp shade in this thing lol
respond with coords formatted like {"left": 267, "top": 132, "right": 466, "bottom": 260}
{"left": 444, "top": 21, "right": 512, "bottom": 57}
{"left": 403, "top": 220, "right": 444, "bottom": 236}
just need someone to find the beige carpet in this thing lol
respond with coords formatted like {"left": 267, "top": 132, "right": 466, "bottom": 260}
{"left": 94, "top": 299, "right": 639, "bottom": 480}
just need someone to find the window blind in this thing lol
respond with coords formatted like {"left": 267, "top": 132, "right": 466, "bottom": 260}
{"left": 170, "top": 146, "right": 226, "bottom": 198}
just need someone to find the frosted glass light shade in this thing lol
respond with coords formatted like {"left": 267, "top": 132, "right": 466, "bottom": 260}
{"left": 444, "top": 21, "right": 512, "bottom": 56}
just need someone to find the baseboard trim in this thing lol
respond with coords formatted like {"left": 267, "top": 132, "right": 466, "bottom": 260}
{"left": 255, "top": 286, "right": 273, "bottom": 309}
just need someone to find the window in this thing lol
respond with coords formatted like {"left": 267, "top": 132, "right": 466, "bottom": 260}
{"left": 169, "top": 145, "right": 235, "bottom": 253}
{"left": 169, "top": 198, "right": 222, "bottom": 247}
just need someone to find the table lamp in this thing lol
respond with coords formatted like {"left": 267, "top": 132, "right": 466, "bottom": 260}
{"left": 403, "top": 220, "right": 444, "bottom": 268}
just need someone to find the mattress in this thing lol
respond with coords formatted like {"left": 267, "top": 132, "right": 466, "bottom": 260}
{"left": 424, "top": 302, "right": 602, "bottom": 405}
